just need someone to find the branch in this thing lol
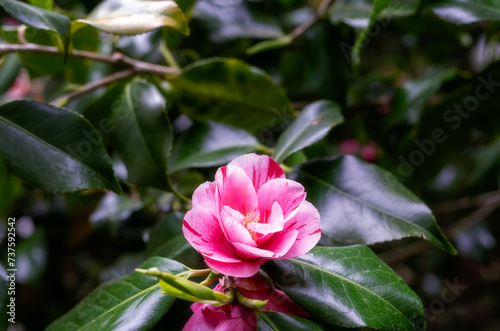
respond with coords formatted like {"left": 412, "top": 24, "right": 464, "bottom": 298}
{"left": 0, "top": 43, "right": 181, "bottom": 77}
{"left": 51, "top": 69, "right": 137, "bottom": 106}
{"left": 291, "top": 0, "right": 334, "bottom": 39}
{"left": 432, "top": 190, "right": 500, "bottom": 214}
{"left": 379, "top": 199, "right": 500, "bottom": 264}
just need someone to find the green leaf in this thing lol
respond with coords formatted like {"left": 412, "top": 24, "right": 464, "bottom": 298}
{"left": 111, "top": 80, "right": 173, "bottom": 191}
{"left": 147, "top": 234, "right": 191, "bottom": 258}
{"left": 0, "top": 0, "right": 71, "bottom": 55}
{"left": 386, "top": 69, "right": 458, "bottom": 127}
{"left": 192, "top": 0, "right": 284, "bottom": 42}
{"left": 352, "top": 0, "right": 391, "bottom": 68}
{"left": 74, "top": 0, "right": 189, "bottom": 36}
{"left": 246, "top": 35, "right": 293, "bottom": 55}
{"left": 0, "top": 100, "right": 121, "bottom": 194}
{"left": 265, "top": 246, "right": 425, "bottom": 330}
{"left": 145, "top": 212, "right": 202, "bottom": 267}
{"left": 146, "top": 212, "right": 183, "bottom": 252}
{"left": 257, "top": 311, "right": 325, "bottom": 331}
{"left": 169, "top": 121, "right": 259, "bottom": 173}
{"left": 0, "top": 262, "right": 9, "bottom": 331}
{"left": 293, "top": 156, "right": 456, "bottom": 254}
{"left": 47, "top": 257, "right": 188, "bottom": 331}
{"left": 330, "top": 0, "right": 419, "bottom": 29}
{"left": 429, "top": 0, "right": 500, "bottom": 24}
{"left": 0, "top": 53, "right": 21, "bottom": 96}
{"left": 0, "top": 154, "right": 22, "bottom": 218}
{"left": 329, "top": 0, "right": 418, "bottom": 67}
{"left": 28, "top": 0, "right": 53, "bottom": 11}
{"left": 170, "top": 58, "right": 294, "bottom": 133}
{"left": 273, "top": 100, "right": 344, "bottom": 164}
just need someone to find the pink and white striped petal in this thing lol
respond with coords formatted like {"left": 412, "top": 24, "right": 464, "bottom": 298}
{"left": 229, "top": 153, "right": 285, "bottom": 192}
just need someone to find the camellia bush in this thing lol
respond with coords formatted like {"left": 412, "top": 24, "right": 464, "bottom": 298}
{"left": 1, "top": 0, "right": 500, "bottom": 330}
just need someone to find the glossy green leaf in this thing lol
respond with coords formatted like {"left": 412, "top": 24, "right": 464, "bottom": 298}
{"left": 0, "top": 100, "right": 121, "bottom": 194}
{"left": 147, "top": 234, "right": 191, "bottom": 258}
{"left": 170, "top": 58, "right": 294, "bottom": 133}
{"left": 257, "top": 311, "right": 325, "bottom": 331}
{"left": 352, "top": 0, "right": 391, "bottom": 67}
{"left": 75, "top": 0, "right": 189, "bottom": 36}
{"left": 330, "top": 0, "right": 418, "bottom": 66}
{"left": 293, "top": 156, "right": 456, "bottom": 253}
{"left": 0, "top": 53, "right": 21, "bottom": 96}
{"left": 0, "top": 0, "right": 71, "bottom": 54}
{"left": 169, "top": 121, "right": 259, "bottom": 173}
{"left": 0, "top": 154, "right": 22, "bottom": 218}
{"left": 193, "top": 0, "right": 284, "bottom": 42}
{"left": 246, "top": 35, "right": 293, "bottom": 55}
{"left": 265, "top": 246, "right": 425, "bottom": 330}
{"left": 386, "top": 69, "right": 458, "bottom": 127}
{"left": 430, "top": 0, "right": 500, "bottom": 24}
{"left": 0, "top": 262, "right": 9, "bottom": 331}
{"left": 145, "top": 212, "right": 201, "bottom": 267}
{"left": 330, "top": 0, "right": 419, "bottom": 29}
{"left": 28, "top": 0, "right": 53, "bottom": 11}
{"left": 46, "top": 257, "right": 187, "bottom": 331}
{"left": 273, "top": 100, "right": 344, "bottom": 163}
{"left": 146, "top": 212, "right": 183, "bottom": 252}
{"left": 111, "top": 80, "right": 173, "bottom": 191}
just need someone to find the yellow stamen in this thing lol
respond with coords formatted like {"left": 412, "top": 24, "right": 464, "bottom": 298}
{"left": 243, "top": 213, "right": 260, "bottom": 241}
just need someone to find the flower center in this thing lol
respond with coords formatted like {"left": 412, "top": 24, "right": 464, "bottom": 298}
{"left": 243, "top": 212, "right": 260, "bottom": 241}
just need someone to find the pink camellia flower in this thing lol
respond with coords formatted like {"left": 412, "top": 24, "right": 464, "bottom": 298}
{"left": 183, "top": 153, "right": 321, "bottom": 277}
{"left": 183, "top": 275, "right": 309, "bottom": 331}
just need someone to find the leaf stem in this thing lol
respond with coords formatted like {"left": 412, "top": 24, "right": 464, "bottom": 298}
{"left": 280, "top": 163, "right": 293, "bottom": 174}
{"left": 188, "top": 268, "right": 213, "bottom": 278}
{"left": 199, "top": 271, "right": 222, "bottom": 286}
{"left": 256, "top": 144, "right": 274, "bottom": 156}
{"left": 177, "top": 268, "right": 212, "bottom": 279}
{"left": 0, "top": 43, "right": 181, "bottom": 76}
{"left": 160, "top": 40, "right": 180, "bottom": 69}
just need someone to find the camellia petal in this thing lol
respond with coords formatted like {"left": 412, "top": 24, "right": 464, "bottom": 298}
{"left": 215, "top": 164, "right": 258, "bottom": 215}
{"left": 281, "top": 201, "right": 322, "bottom": 259}
{"left": 191, "top": 181, "right": 218, "bottom": 216}
{"left": 183, "top": 210, "right": 240, "bottom": 262}
{"left": 247, "top": 203, "right": 284, "bottom": 235}
{"left": 183, "top": 275, "right": 309, "bottom": 331}
{"left": 233, "top": 242, "right": 275, "bottom": 260}
{"left": 204, "top": 256, "right": 262, "bottom": 278}
{"left": 220, "top": 208, "right": 257, "bottom": 247}
{"left": 182, "top": 153, "right": 321, "bottom": 278}
{"left": 228, "top": 153, "right": 285, "bottom": 192}
{"left": 260, "top": 229, "right": 298, "bottom": 257}
{"left": 257, "top": 178, "right": 306, "bottom": 220}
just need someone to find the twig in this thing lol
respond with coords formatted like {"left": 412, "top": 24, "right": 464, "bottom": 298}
{"left": 378, "top": 240, "right": 431, "bottom": 265}
{"left": 379, "top": 199, "right": 500, "bottom": 264}
{"left": 0, "top": 43, "right": 181, "bottom": 77}
{"left": 51, "top": 69, "right": 137, "bottom": 106}
{"left": 291, "top": 0, "right": 334, "bottom": 39}
{"left": 432, "top": 190, "right": 500, "bottom": 214}
{"left": 446, "top": 202, "right": 500, "bottom": 237}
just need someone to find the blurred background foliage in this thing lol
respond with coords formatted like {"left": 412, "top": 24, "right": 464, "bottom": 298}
{"left": 1, "top": 0, "right": 500, "bottom": 330}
